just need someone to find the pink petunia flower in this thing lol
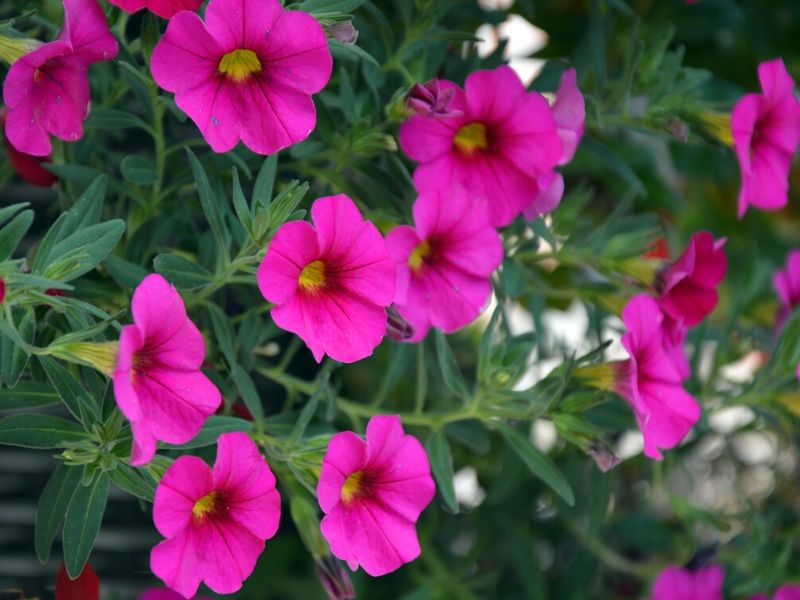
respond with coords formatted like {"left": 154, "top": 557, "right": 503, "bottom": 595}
{"left": 150, "top": 432, "right": 281, "bottom": 597}
{"left": 113, "top": 274, "right": 222, "bottom": 466}
{"left": 385, "top": 188, "right": 503, "bottom": 342}
{"left": 317, "top": 415, "right": 435, "bottom": 576}
{"left": 150, "top": 0, "right": 332, "bottom": 155}
{"left": 399, "top": 65, "right": 562, "bottom": 227}
{"left": 649, "top": 564, "right": 724, "bottom": 600}
{"left": 773, "top": 249, "right": 800, "bottom": 329}
{"left": 617, "top": 294, "right": 701, "bottom": 460}
{"left": 731, "top": 58, "right": 800, "bottom": 218}
{"left": 258, "top": 194, "right": 396, "bottom": 363}
{"left": 657, "top": 231, "right": 727, "bottom": 328}
{"left": 2, "top": 0, "right": 118, "bottom": 156}
{"left": 552, "top": 68, "right": 585, "bottom": 166}
{"left": 106, "top": 0, "right": 203, "bottom": 19}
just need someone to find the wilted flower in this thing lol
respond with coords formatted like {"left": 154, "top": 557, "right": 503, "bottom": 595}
{"left": 399, "top": 65, "right": 562, "bottom": 226}
{"left": 258, "top": 195, "right": 396, "bottom": 363}
{"left": 317, "top": 415, "right": 435, "bottom": 576}
{"left": 1, "top": 106, "right": 57, "bottom": 186}
{"left": 56, "top": 562, "right": 99, "bottom": 600}
{"left": 150, "top": 0, "right": 332, "bottom": 155}
{"left": 113, "top": 274, "right": 221, "bottom": 465}
{"left": 732, "top": 58, "right": 800, "bottom": 218}
{"left": 386, "top": 188, "right": 503, "bottom": 341}
{"left": 150, "top": 433, "right": 281, "bottom": 597}
{"left": 2, "top": 0, "right": 118, "bottom": 156}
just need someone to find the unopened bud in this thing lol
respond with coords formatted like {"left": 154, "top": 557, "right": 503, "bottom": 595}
{"left": 387, "top": 305, "right": 414, "bottom": 341}
{"left": 0, "top": 33, "right": 41, "bottom": 65}
{"left": 315, "top": 555, "right": 355, "bottom": 600}
{"left": 587, "top": 442, "right": 621, "bottom": 472}
{"left": 50, "top": 341, "right": 119, "bottom": 376}
{"left": 407, "top": 79, "right": 463, "bottom": 119}
{"left": 326, "top": 21, "right": 358, "bottom": 45}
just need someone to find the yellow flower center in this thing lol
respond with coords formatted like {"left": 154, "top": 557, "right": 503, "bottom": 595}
{"left": 408, "top": 239, "right": 431, "bottom": 271}
{"left": 192, "top": 491, "right": 219, "bottom": 520}
{"left": 299, "top": 260, "right": 326, "bottom": 291}
{"left": 218, "top": 49, "right": 262, "bottom": 82}
{"left": 454, "top": 122, "right": 489, "bottom": 154}
{"left": 341, "top": 471, "right": 364, "bottom": 503}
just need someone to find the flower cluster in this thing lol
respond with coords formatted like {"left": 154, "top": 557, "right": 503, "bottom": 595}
{"left": 649, "top": 564, "right": 800, "bottom": 600}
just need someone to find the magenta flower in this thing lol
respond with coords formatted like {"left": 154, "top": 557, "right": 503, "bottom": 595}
{"left": 385, "top": 188, "right": 503, "bottom": 342}
{"left": 552, "top": 68, "right": 585, "bottom": 166}
{"left": 150, "top": 0, "right": 332, "bottom": 155}
{"left": 649, "top": 564, "right": 724, "bottom": 600}
{"left": 657, "top": 231, "right": 727, "bottom": 328}
{"left": 2, "top": 0, "right": 118, "bottom": 156}
{"left": 258, "top": 194, "right": 396, "bottom": 363}
{"left": 752, "top": 588, "right": 800, "bottom": 600}
{"left": 107, "top": 0, "right": 203, "bottom": 19}
{"left": 617, "top": 294, "right": 701, "bottom": 460}
{"left": 150, "top": 432, "right": 281, "bottom": 597}
{"left": 113, "top": 274, "right": 222, "bottom": 466}
{"left": 523, "top": 171, "right": 565, "bottom": 220}
{"left": 732, "top": 58, "right": 800, "bottom": 218}
{"left": 773, "top": 249, "right": 800, "bottom": 329}
{"left": 317, "top": 415, "right": 435, "bottom": 576}
{"left": 399, "top": 65, "right": 562, "bottom": 227}
{"left": 139, "top": 589, "right": 212, "bottom": 600}
{"left": 406, "top": 79, "right": 463, "bottom": 119}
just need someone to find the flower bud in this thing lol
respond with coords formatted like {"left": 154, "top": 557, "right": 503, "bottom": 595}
{"left": 0, "top": 33, "right": 41, "bottom": 65}
{"left": 50, "top": 341, "right": 120, "bottom": 376}
{"left": 587, "top": 441, "right": 621, "bottom": 472}
{"left": 386, "top": 305, "right": 414, "bottom": 341}
{"left": 0, "top": 277, "right": 5, "bottom": 305}
{"left": 315, "top": 555, "right": 355, "bottom": 600}
{"left": 326, "top": 21, "right": 358, "bottom": 45}
{"left": 407, "top": 78, "right": 463, "bottom": 119}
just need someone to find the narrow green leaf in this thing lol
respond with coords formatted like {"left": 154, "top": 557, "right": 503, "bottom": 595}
{"left": 478, "top": 303, "right": 503, "bottom": 383}
{"left": 298, "top": 0, "right": 365, "bottom": 16}
{"left": 253, "top": 154, "right": 277, "bottom": 208}
{"left": 62, "top": 176, "right": 107, "bottom": 235}
{"left": 35, "top": 463, "right": 83, "bottom": 563}
{"left": 426, "top": 431, "right": 459, "bottom": 513}
{"left": 0, "top": 202, "right": 29, "bottom": 227}
{"left": 38, "top": 356, "right": 100, "bottom": 425}
{"left": 185, "top": 148, "right": 228, "bottom": 257}
{"left": 84, "top": 108, "right": 153, "bottom": 134}
{"left": 0, "top": 381, "right": 60, "bottom": 410}
{"left": 63, "top": 472, "right": 110, "bottom": 578}
{"left": 0, "top": 414, "right": 85, "bottom": 448}
{"left": 0, "top": 209, "right": 34, "bottom": 261}
{"left": 230, "top": 366, "right": 265, "bottom": 427}
{"left": 434, "top": 330, "right": 470, "bottom": 399}
{"left": 120, "top": 155, "right": 157, "bottom": 185}
{"left": 495, "top": 421, "right": 575, "bottom": 506}
{"left": 328, "top": 39, "right": 380, "bottom": 67}
{"left": 103, "top": 254, "right": 148, "bottom": 288}
{"left": 44, "top": 220, "right": 126, "bottom": 283}
{"left": 110, "top": 464, "right": 155, "bottom": 502}
{"left": 0, "top": 309, "right": 35, "bottom": 388}
{"left": 230, "top": 168, "right": 253, "bottom": 235}
{"left": 207, "top": 303, "right": 237, "bottom": 366}
{"left": 162, "top": 416, "right": 251, "bottom": 450}
{"left": 153, "top": 254, "right": 213, "bottom": 288}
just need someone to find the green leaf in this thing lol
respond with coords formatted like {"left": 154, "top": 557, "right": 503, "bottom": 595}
{"left": 253, "top": 154, "right": 278, "bottom": 208}
{"left": 63, "top": 472, "right": 110, "bottom": 578}
{"left": 328, "top": 39, "right": 380, "bottom": 67}
{"left": 185, "top": 148, "right": 228, "bottom": 257}
{"left": 64, "top": 177, "right": 107, "bottom": 235}
{"left": 0, "top": 381, "right": 60, "bottom": 410}
{"left": 495, "top": 421, "right": 575, "bottom": 506}
{"left": 120, "top": 155, "right": 157, "bottom": 185}
{"left": 103, "top": 254, "right": 148, "bottom": 288}
{"left": 44, "top": 220, "right": 126, "bottom": 282}
{"left": 84, "top": 108, "right": 153, "bottom": 134}
{"left": 0, "top": 414, "right": 85, "bottom": 448}
{"left": 38, "top": 356, "right": 100, "bottom": 425}
{"left": 230, "top": 366, "right": 265, "bottom": 427}
{"left": 268, "top": 180, "right": 309, "bottom": 231}
{"left": 434, "top": 330, "right": 470, "bottom": 399}
{"left": 298, "top": 0, "right": 365, "bottom": 16}
{"left": 0, "top": 309, "right": 35, "bottom": 388}
{"left": 162, "top": 416, "right": 251, "bottom": 450}
{"left": 153, "top": 254, "right": 213, "bottom": 288}
{"left": 426, "top": 431, "right": 459, "bottom": 513}
{"left": 35, "top": 463, "right": 83, "bottom": 563}
{"left": 110, "top": 464, "right": 155, "bottom": 502}
{"left": 207, "top": 303, "right": 237, "bottom": 366}
{"left": 0, "top": 209, "right": 34, "bottom": 261}
{"left": 231, "top": 168, "right": 253, "bottom": 235}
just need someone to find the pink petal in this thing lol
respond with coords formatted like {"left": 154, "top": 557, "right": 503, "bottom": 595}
{"left": 637, "top": 381, "right": 700, "bottom": 460}
{"left": 258, "top": 10, "right": 332, "bottom": 94}
{"left": 61, "top": 0, "right": 119, "bottom": 64}
{"left": 153, "top": 455, "right": 214, "bottom": 537}
{"left": 112, "top": 324, "right": 145, "bottom": 422}
{"left": 552, "top": 68, "right": 585, "bottom": 164}
{"left": 776, "top": 585, "right": 800, "bottom": 600}
{"left": 524, "top": 171, "right": 565, "bottom": 219}
{"left": 258, "top": 220, "right": 320, "bottom": 304}
{"left": 758, "top": 58, "right": 796, "bottom": 100}
{"left": 151, "top": 531, "right": 203, "bottom": 599}
{"left": 317, "top": 431, "right": 367, "bottom": 512}
{"left": 399, "top": 114, "right": 462, "bottom": 162}
{"left": 204, "top": 0, "right": 282, "bottom": 52}
{"left": 496, "top": 91, "right": 563, "bottom": 177}
{"left": 464, "top": 65, "right": 527, "bottom": 123}
{"left": 192, "top": 518, "right": 265, "bottom": 594}
{"left": 385, "top": 225, "right": 420, "bottom": 306}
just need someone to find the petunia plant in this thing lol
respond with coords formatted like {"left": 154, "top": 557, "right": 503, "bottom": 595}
{"left": 1, "top": 0, "right": 800, "bottom": 598}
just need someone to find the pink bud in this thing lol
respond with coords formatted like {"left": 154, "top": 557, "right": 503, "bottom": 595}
{"left": 407, "top": 79, "right": 464, "bottom": 119}
{"left": 326, "top": 21, "right": 358, "bottom": 45}
{"left": 386, "top": 305, "right": 415, "bottom": 341}
{"left": 315, "top": 555, "right": 355, "bottom": 600}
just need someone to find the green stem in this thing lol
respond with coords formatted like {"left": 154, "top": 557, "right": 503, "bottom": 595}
{"left": 414, "top": 342, "right": 427, "bottom": 414}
